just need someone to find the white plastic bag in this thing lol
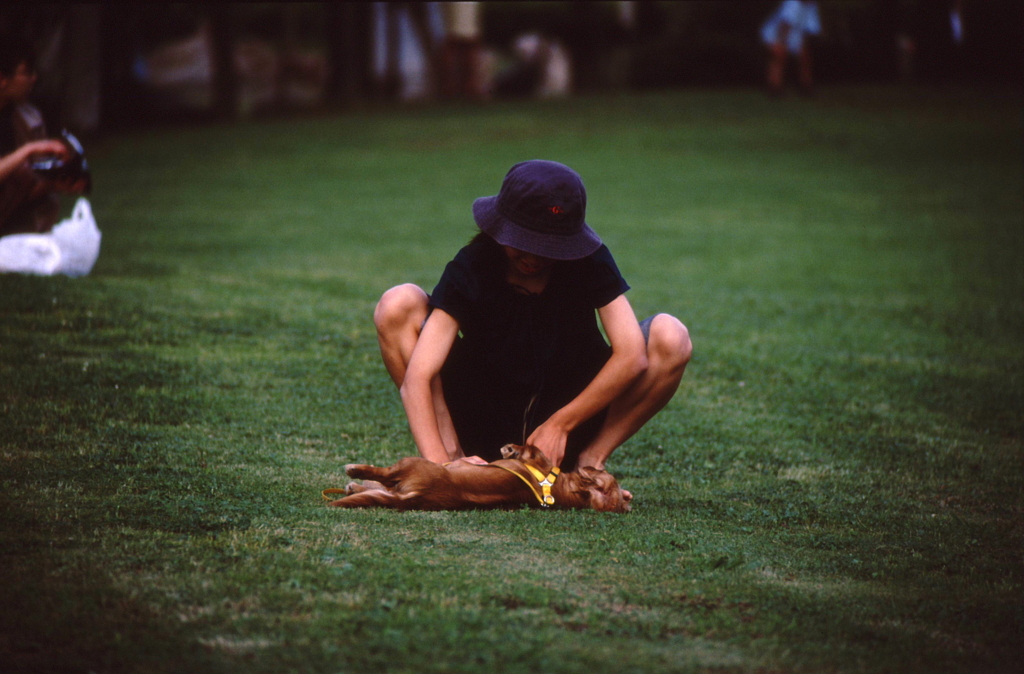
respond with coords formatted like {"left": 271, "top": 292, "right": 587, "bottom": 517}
{"left": 51, "top": 198, "right": 102, "bottom": 277}
{"left": 0, "top": 198, "right": 101, "bottom": 277}
{"left": 0, "top": 232, "right": 62, "bottom": 275}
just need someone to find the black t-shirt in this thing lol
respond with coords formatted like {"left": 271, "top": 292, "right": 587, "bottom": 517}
{"left": 430, "top": 238, "right": 629, "bottom": 392}
{"left": 428, "top": 237, "right": 630, "bottom": 459}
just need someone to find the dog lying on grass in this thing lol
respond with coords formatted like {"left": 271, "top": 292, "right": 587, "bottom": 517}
{"left": 325, "top": 444, "right": 631, "bottom": 513}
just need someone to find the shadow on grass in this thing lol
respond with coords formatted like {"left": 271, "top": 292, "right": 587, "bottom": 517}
{"left": 0, "top": 277, "right": 301, "bottom": 672}
{"left": 0, "top": 505, "right": 231, "bottom": 674}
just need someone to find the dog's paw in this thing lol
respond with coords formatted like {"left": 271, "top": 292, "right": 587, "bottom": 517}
{"left": 346, "top": 479, "right": 387, "bottom": 494}
{"left": 345, "top": 463, "right": 372, "bottom": 478}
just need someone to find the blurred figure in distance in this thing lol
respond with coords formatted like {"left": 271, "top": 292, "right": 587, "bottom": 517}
{"left": 440, "top": 2, "right": 485, "bottom": 101}
{"left": 761, "top": 0, "right": 822, "bottom": 96}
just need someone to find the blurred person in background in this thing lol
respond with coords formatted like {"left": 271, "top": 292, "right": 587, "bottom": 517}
{"left": 761, "top": 0, "right": 821, "bottom": 96}
{"left": 0, "top": 34, "right": 81, "bottom": 237}
{"left": 494, "top": 33, "right": 572, "bottom": 100}
{"left": 440, "top": 1, "right": 484, "bottom": 100}
{"left": 375, "top": 2, "right": 440, "bottom": 101}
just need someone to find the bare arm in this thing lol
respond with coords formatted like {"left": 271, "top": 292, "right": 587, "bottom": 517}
{"left": 0, "top": 140, "right": 66, "bottom": 184}
{"left": 527, "top": 294, "right": 648, "bottom": 466}
{"left": 399, "top": 308, "right": 462, "bottom": 464}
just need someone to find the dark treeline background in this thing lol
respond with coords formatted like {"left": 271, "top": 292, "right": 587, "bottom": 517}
{"left": 1, "top": 1, "right": 1020, "bottom": 135}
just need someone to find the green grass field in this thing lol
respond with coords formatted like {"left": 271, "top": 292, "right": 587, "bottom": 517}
{"left": 2, "top": 85, "right": 1022, "bottom": 673}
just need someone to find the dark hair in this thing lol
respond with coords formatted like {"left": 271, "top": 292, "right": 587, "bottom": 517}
{"left": 0, "top": 33, "right": 35, "bottom": 78}
{"left": 468, "top": 230, "right": 499, "bottom": 248}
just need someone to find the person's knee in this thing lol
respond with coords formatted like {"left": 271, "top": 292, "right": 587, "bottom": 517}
{"left": 374, "top": 284, "right": 428, "bottom": 333}
{"left": 648, "top": 314, "right": 692, "bottom": 374}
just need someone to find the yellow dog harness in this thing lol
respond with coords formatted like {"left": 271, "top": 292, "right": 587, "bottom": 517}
{"left": 492, "top": 463, "right": 561, "bottom": 507}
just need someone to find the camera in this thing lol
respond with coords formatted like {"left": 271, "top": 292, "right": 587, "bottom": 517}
{"left": 30, "top": 129, "right": 92, "bottom": 194}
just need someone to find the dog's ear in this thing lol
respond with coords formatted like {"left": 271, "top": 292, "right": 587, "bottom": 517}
{"left": 569, "top": 471, "right": 597, "bottom": 499}
{"left": 574, "top": 467, "right": 630, "bottom": 513}
{"left": 575, "top": 467, "right": 606, "bottom": 489}
{"left": 573, "top": 468, "right": 600, "bottom": 483}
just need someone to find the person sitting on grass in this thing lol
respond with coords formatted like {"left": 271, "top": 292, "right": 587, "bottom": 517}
{"left": 0, "top": 34, "right": 81, "bottom": 237}
{"left": 374, "top": 159, "right": 692, "bottom": 484}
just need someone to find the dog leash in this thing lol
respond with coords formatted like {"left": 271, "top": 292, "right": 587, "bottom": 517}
{"left": 322, "top": 488, "right": 347, "bottom": 501}
{"left": 490, "top": 463, "right": 560, "bottom": 507}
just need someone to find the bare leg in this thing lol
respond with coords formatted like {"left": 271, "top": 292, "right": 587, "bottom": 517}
{"left": 766, "top": 42, "right": 787, "bottom": 95}
{"left": 373, "top": 284, "right": 463, "bottom": 458}
{"left": 374, "top": 283, "right": 429, "bottom": 387}
{"left": 576, "top": 314, "right": 692, "bottom": 471}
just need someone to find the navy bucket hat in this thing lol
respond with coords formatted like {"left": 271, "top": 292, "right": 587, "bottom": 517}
{"left": 472, "top": 160, "right": 602, "bottom": 260}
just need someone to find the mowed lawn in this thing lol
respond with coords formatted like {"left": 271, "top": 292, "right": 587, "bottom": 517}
{"left": 1, "top": 85, "right": 1021, "bottom": 673}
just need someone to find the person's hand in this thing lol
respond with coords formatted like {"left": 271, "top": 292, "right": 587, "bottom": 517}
{"left": 20, "top": 139, "right": 68, "bottom": 161}
{"left": 452, "top": 455, "right": 488, "bottom": 466}
{"left": 526, "top": 421, "right": 569, "bottom": 468}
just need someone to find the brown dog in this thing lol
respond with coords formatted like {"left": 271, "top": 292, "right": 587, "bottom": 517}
{"left": 325, "top": 444, "right": 631, "bottom": 513}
